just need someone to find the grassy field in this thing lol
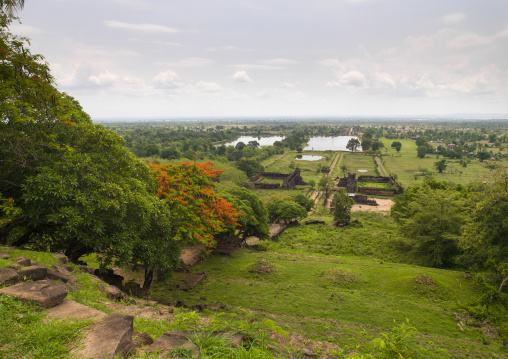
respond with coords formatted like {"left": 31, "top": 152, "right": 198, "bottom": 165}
{"left": 377, "top": 138, "right": 499, "bottom": 188}
{"left": 151, "top": 233, "right": 503, "bottom": 357}
{"left": 340, "top": 153, "right": 378, "bottom": 177}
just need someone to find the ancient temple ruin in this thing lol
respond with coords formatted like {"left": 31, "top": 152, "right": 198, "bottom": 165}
{"left": 252, "top": 168, "right": 307, "bottom": 190}
{"left": 337, "top": 172, "right": 403, "bottom": 196}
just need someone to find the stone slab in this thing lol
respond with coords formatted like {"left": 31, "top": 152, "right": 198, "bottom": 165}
{"left": 0, "top": 279, "right": 67, "bottom": 307}
{"left": 77, "top": 313, "right": 135, "bottom": 359}
{"left": 0, "top": 268, "right": 21, "bottom": 285}
{"left": 18, "top": 265, "right": 48, "bottom": 281}
{"left": 47, "top": 300, "right": 105, "bottom": 320}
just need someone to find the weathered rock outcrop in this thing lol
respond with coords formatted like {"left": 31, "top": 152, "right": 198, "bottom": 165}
{"left": 146, "top": 331, "right": 200, "bottom": 357}
{"left": 0, "top": 268, "right": 21, "bottom": 285}
{"left": 18, "top": 265, "right": 48, "bottom": 281}
{"left": 0, "top": 252, "right": 9, "bottom": 259}
{"left": 0, "top": 279, "right": 67, "bottom": 307}
{"left": 48, "top": 265, "right": 78, "bottom": 284}
{"left": 47, "top": 299, "right": 105, "bottom": 320}
{"left": 77, "top": 313, "right": 135, "bottom": 359}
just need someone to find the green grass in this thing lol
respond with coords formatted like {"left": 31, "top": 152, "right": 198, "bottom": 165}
{"left": 376, "top": 138, "right": 498, "bottom": 188}
{"left": 340, "top": 153, "right": 378, "bottom": 176}
{"left": 0, "top": 295, "right": 91, "bottom": 359}
{"left": 0, "top": 247, "right": 59, "bottom": 268}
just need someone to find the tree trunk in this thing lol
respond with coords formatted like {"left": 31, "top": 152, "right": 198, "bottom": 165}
{"left": 0, "top": 216, "right": 27, "bottom": 244}
{"left": 143, "top": 269, "right": 153, "bottom": 290}
{"left": 499, "top": 275, "right": 508, "bottom": 294}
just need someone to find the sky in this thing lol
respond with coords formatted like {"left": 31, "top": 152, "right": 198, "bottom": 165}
{"left": 8, "top": 0, "right": 508, "bottom": 119}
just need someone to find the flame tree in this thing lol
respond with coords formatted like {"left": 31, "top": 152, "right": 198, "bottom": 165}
{"left": 150, "top": 161, "right": 240, "bottom": 248}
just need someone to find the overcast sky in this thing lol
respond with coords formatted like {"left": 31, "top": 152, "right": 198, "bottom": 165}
{"left": 9, "top": 0, "right": 508, "bottom": 119}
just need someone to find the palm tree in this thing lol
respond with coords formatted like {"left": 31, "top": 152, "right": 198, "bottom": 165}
{"left": 1, "top": 0, "right": 25, "bottom": 17}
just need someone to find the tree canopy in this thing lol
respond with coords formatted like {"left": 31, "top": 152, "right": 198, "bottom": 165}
{"left": 266, "top": 197, "right": 307, "bottom": 223}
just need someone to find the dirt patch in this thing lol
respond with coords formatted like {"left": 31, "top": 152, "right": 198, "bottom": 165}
{"left": 352, "top": 198, "right": 394, "bottom": 212}
{"left": 413, "top": 274, "right": 436, "bottom": 286}
{"left": 322, "top": 268, "right": 357, "bottom": 285}
{"left": 249, "top": 259, "right": 280, "bottom": 276}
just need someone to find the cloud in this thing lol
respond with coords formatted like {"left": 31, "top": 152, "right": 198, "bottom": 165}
{"left": 157, "top": 58, "right": 213, "bottom": 67}
{"left": 196, "top": 81, "right": 222, "bottom": 93}
{"left": 88, "top": 70, "right": 119, "bottom": 86}
{"left": 340, "top": 70, "right": 367, "bottom": 87}
{"left": 232, "top": 71, "right": 251, "bottom": 83}
{"left": 283, "top": 82, "right": 296, "bottom": 88}
{"left": 232, "top": 64, "right": 284, "bottom": 70}
{"left": 9, "top": 24, "right": 44, "bottom": 34}
{"left": 104, "top": 20, "right": 181, "bottom": 34}
{"left": 259, "top": 58, "right": 299, "bottom": 65}
{"left": 441, "top": 12, "right": 467, "bottom": 25}
{"left": 152, "top": 70, "right": 182, "bottom": 89}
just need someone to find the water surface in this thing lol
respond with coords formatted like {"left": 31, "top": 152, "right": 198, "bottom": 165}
{"left": 303, "top": 136, "right": 362, "bottom": 151}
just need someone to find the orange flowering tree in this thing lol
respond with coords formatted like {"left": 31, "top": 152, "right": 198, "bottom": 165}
{"left": 150, "top": 161, "right": 240, "bottom": 248}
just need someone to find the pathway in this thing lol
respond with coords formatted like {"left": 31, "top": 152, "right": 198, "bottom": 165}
{"left": 328, "top": 153, "right": 341, "bottom": 177}
{"left": 374, "top": 157, "right": 387, "bottom": 176}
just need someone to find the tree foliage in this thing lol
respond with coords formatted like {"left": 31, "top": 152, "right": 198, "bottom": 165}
{"left": 461, "top": 171, "right": 508, "bottom": 292}
{"left": 220, "top": 186, "right": 269, "bottom": 240}
{"left": 434, "top": 159, "right": 447, "bottom": 173}
{"left": 150, "top": 161, "right": 240, "bottom": 247}
{"left": 391, "top": 181, "right": 466, "bottom": 267}
{"left": 0, "top": 16, "right": 183, "bottom": 289}
{"left": 346, "top": 138, "right": 361, "bottom": 152}
{"left": 265, "top": 197, "right": 307, "bottom": 223}
{"left": 330, "top": 189, "right": 354, "bottom": 223}
{"left": 391, "top": 141, "right": 402, "bottom": 153}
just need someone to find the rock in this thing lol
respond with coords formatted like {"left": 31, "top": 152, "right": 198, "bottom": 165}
{"left": 0, "top": 279, "right": 67, "bottom": 307}
{"left": 53, "top": 253, "right": 69, "bottom": 264}
{"left": 0, "top": 253, "right": 9, "bottom": 260}
{"left": 0, "top": 268, "right": 21, "bottom": 285}
{"left": 77, "top": 313, "right": 135, "bottom": 359}
{"left": 146, "top": 331, "right": 199, "bottom": 357}
{"left": 18, "top": 265, "right": 48, "bottom": 281}
{"left": 194, "top": 303, "right": 205, "bottom": 311}
{"left": 79, "top": 266, "right": 95, "bottom": 274}
{"left": 29, "top": 260, "right": 38, "bottom": 266}
{"left": 47, "top": 266, "right": 78, "bottom": 284}
{"left": 105, "top": 285, "right": 126, "bottom": 301}
{"left": 53, "top": 264, "right": 74, "bottom": 273}
{"left": 132, "top": 331, "right": 154, "bottom": 347}
{"left": 47, "top": 300, "right": 105, "bottom": 320}
{"left": 301, "top": 347, "right": 317, "bottom": 357}
{"left": 13, "top": 256, "right": 32, "bottom": 267}
{"left": 8, "top": 262, "right": 21, "bottom": 270}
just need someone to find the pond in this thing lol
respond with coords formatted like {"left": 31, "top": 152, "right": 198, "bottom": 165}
{"left": 303, "top": 136, "right": 362, "bottom": 151}
{"left": 295, "top": 155, "right": 323, "bottom": 161}
{"left": 222, "top": 136, "right": 284, "bottom": 147}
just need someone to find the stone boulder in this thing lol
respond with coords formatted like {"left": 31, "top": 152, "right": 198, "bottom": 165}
{"left": 79, "top": 266, "right": 95, "bottom": 274}
{"left": 53, "top": 253, "right": 69, "bottom": 264}
{"left": 77, "top": 313, "right": 135, "bottom": 359}
{"left": 13, "top": 256, "right": 31, "bottom": 267}
{"left": 47, "top": 300, "right": 105, "bottom": 321}
{"left": 29, "top": 260, "right": 38, "bottom": 266}
{"left": 0, "top": 268, "right": 21, "bottom": 285}
{"left": 0, "top": 279, "right": 67, "bottom": 307}
{"left": 48, "top": 265, "right": 78, "bottom": 284}
{"left": 132, "top": 331, "right": 154, "bottom": 347}
{"left": 146, "top": 331, "right": 199, "bottom": 357}
{"left": 0, "top": 253, "right": 9, "bottom": 260}
{"left": 18, "top": 265, "right": 48, "bottom": 281}
{"left": 105, "top": 285, "right": 126, "bottom": 301}
{"left": 8, "top": 262, "right": 21, "bottom": 270}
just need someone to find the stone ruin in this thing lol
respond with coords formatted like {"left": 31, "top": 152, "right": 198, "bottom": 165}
{"left": 252, "top": 168, "right": 307, "bottom": 190}
{"left": 352, "top": 195, "right": 378, "bottom": 206}
{"left": 337, "top": 172, "right": 403, "bottom": 196}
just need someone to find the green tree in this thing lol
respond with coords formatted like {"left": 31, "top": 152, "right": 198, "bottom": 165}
{"left": 477, "top": 150, "right": 490, "bottom": 162}
{"left": 294, "top": 194, "right": 314, "bottom": 212}
{"left": 391, "top": 141, "right": 402, "bottom": 153}
{"left": 361, "top": 138, "right": 373, "bottom": 151}
{"left": 235, "top": 158, "right": 264, "bottom": 178}
{"left": 330, "top": 189, "right": 354, "bottom": 223}
{"left": 417, "top": 146, "right": 427, "bottom": 158}
{"left": 0, "top": 15, "right": 181, "bottom": 289}
{"left": 340, "top": 164, "right": 347, "bottom": 173}
{"left": 434, "top": 159, "right": 447, "bottom": 173}
{"left": 266, "top": 197, "right": 307, "bottom": 223}
{"left": 1, "top": 0, "right": 25, "bottom": 17}
{"left": 318, "top": 177, "right": 334, "bottom": 197}
{"left": 392, "top": 183, "right": 466, "bottom": 267}
{"left": 346, "top": 138, "right": 361, "bottom": 153}
{"left": 220, "top": 186, "right": 269, "bottom": 240}
{"left": 461, "top": 171, "right": 508, "bottom": 293}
